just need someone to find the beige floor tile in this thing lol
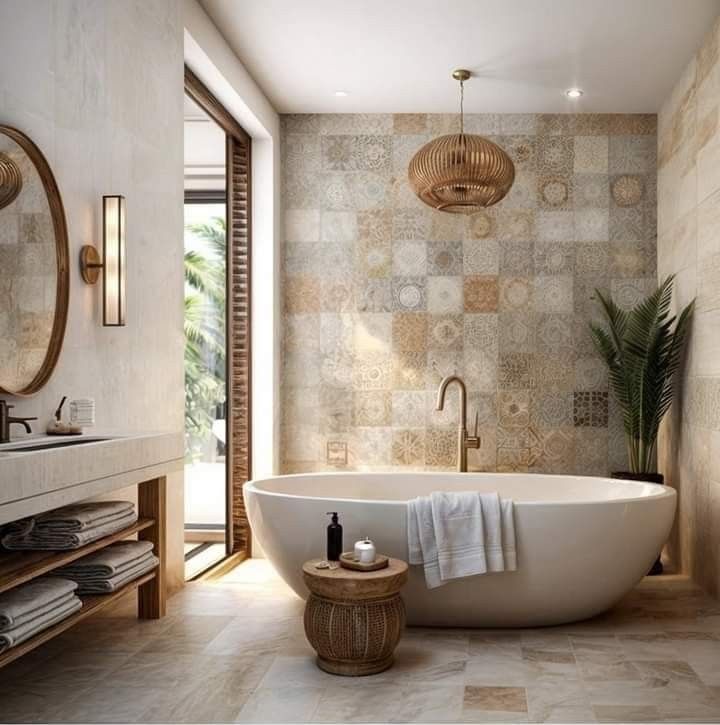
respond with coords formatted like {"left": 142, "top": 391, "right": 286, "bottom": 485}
{"left": 235, "top": 686, "right": 325, "bottom": 723}
{"left": 592, "top": 704, "right": 663, "bottom": 722}
{"left": 464, "top": 685, "right": 528, "bottom": 713}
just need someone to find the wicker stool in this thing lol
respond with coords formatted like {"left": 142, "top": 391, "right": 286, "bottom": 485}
{"left": 302, "top": 558, "right": 408, "bottom": 676}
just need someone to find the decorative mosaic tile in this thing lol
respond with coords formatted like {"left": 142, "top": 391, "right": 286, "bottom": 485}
{"left": 463, "top": 239, "right": 500, "bottom": 275}
{"left": 609, "top": 242, "right": 656, "bottom": 277}
{"left": 574, "top": 173, "right": 610, "bottom": 208}
{"left": 428, "top": 241, "right": 463, "bottom": 275}
{"left": 573, "top": 427, "right": 608, "bottom": 474}
{"left": 391, "top": 276, "right": 427, "bottom": 312}
{"left": 468, "top": 210, "right": 497, "bottom": 240}
{"left": 574, "top": 208, "right": 609, "bottom": 242}
{"left": 348, "top": 172, "right": 391, "bottom": 209}
{"left": 499, "top": 390, "right": 531, "bottom": 427}
{"left": 611, "top": 174, "right": 646, "bottom": 207}
{"left": 536, "top": 314, "right": 576, "bottom": 358}
{"left": 426, "top": 349, "right": 463, "bottom": 389}
{"left": 356, "top": 278, "right": 392, "bottom": 312}
{"left": 320, "top": 275, "right": 354, "bottom": 312}
{"left": 463, "top": 349, "right": 498, "bottom": 393}
{"left": 285, "top": 275, "right": 321, "bottom": 313}
{"left": 393, "top": 113, "right": 428, "bottom": 134}
{"left": 533, "top": 275, "right": 574, "bottom": 313}
{"left": 319, "top": 387, "right": 352, "bottom": 433}
{"left": 534, "top": 242, "right": 574, "bottom": 275}
{"left": 391, "top": 390, "right": 426, "bottom": 427}
{"left": 534, "top": 355, "right": 575, "bottom": 392}
{"left": 392, "top": 428, "right": 426, "bottom": 466}
{"left": 538, "top": 176, "right": 573, "bottom": 209}
{"left": 284, "top": 133, "right": 321, "bottom": 173}
{"left": 427, "top": 314, "right": 464, "bottom": 350}
{"left": 537, "top": 136, "right": 574, "bottom": 175}
{"left": 430, "top": 212, "right": 466, "bottom": 243}
{"left": 320, "top": 313, "right": 353, "bottom": 356}
{"left": 498, "top": 310, "right": 536, "bottom": 353}
{"left": 392, "top": 312, "right": 428, "bottom": 351}
{"left": 610, "top": 277, "right": 656, "bottom": 310}
{"left": 531, "top": 392, "right": 574, "bottom": 428}
{"left": 573, "top": 136, "right": 609, "bottom": 174}
{"left": 499, "top": 351, "right": 535, "bottom": 390}
{"left": 536, "top": 210, "right": 574, "bottom": 242}
{"left": 464, "top": 275, "right": 499, "bottom": 312}
{"left": 575, "top": 243, "right": 610, "bottom": 276}
{"left": 425, "top": 428, "right": 457, "bottom": 467}
{"left": 392, "top": 240, "right": 427, "bottom": 276}
{"left": 428, "top": 275, "right": 463, "bottom": 314}
{"left": 500, "top": 240, "right": 535, "bottom": 275}
{"left": 349, "top": 426, "right": 392, "bottom": 466}
{"left": 529, "top": 427, "right": 575, "bottom": 472}
{"left": 574, "top": 357, "right": 608, "bottom": 391}
{"left": 392, "top": 351, "right": 426, "bottom": 390}
{"left": 357, "top": 209, "right": 392, "bottom": 243}
{"left": 319, "top": 114, "right": 393, "bottom": 135}
{"left": 500, "top": 135, "right": 538, "bottom": 170}
{"left": 320, "top": 211, "right": 357, "bottom": 242}
{"left": 496, "top": 209, "right": 536, "bottom": 240}
{"left": 499, "top": 276, "right": 532, "bottom": 310}
{"left": 392, "top": 134, "right": 430, "bottom": 173}
{"left": 573, "top": 391, "right": 609, "bottom": 427}
{"left": 609, "top": 135, "right": 657, "bottom": 173}
{"left": 464, "top": 314, "right": 499, "bottom": 351}
{"left": 503, "top": 172, "right": 538, "bottom": 209}
{"left": 392, "top": 209, "right": 430, "bottom": 241}
{"left": 609, "top": 206, "right": 648, "bottom": 242}
{"left": 352, "top": 391, "right": 392, "bottom": 426}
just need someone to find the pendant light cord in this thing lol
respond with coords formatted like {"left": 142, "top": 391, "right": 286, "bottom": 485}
{"left": 459, "top": 79, "right": 464, "bottom": 135}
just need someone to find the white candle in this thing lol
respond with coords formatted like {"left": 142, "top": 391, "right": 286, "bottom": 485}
{"left": 354, "top": 538, "right": 376, "bottom": 564}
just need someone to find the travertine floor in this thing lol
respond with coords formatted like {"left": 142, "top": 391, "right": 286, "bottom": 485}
{"left": 1, "top": 560, "right": 720, "bottom": 723}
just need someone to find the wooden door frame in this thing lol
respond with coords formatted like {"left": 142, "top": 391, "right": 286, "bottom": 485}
{"left": 184, "top": 65, "right": 252, "bottom": 561}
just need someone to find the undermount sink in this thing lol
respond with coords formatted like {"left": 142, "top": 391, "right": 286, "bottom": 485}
{"left": 0, "top": 437, "right": 117, "bottom": 453}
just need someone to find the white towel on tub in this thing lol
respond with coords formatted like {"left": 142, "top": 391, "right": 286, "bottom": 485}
{"left": 407, "top": 491, "right": 517, "bottom": 588}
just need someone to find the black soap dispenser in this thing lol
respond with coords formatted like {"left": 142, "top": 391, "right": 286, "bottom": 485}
{"left": 326, "top": 512, "right": 343, "bottom": 561}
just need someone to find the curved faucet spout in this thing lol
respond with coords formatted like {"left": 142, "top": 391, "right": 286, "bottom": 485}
{"left": 435, "top": 375, "right": 467, "bottom": 426}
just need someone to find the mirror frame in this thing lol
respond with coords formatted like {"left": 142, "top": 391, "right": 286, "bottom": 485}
{"left": 0, "top": 125, "right": 70, "bottom": 397}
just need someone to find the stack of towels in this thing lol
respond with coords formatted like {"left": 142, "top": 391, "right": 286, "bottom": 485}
{"left": 1, "top": 501, "right": 137, "bottom": 551}
{"left": 408, "top": 491, "right": 517, "bottom": 589}
{"left": 0, "top": 578, "right": 82, "bottom": 654}
{"left": 53, "top": 541, "right": 158, "bottom": 594}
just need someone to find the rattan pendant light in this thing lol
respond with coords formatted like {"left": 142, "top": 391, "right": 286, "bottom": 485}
{"left": 408, "top": 70, "right": 515, "bottom": 214}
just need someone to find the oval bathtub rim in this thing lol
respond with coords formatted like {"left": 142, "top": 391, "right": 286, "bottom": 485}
{"left": 243, "top": 471, "right": 677, "bottom": 508}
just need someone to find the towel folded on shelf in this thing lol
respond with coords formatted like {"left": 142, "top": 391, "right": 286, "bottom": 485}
{"left": 407, "top": 490, "right": 517, "bottom": 589}
{"left": 0, "top": 577, "right": 78, "bottom": 631}
{"left": 53, "top": 540, "right": 158, "bottom": 594}
{"left": 1, "top": 502, "right": 137, "bottom": 551}
{"left": 0, "top": 594, "right": 82, "bottom": 654}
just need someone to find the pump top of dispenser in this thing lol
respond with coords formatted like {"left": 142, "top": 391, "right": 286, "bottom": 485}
{"left": 327, "top": 512, "right": 339, "bottom": 524}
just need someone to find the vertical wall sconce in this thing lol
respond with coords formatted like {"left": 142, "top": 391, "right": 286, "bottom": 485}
{"left": 80, "top": 195, "right": 126, "bottom": 326}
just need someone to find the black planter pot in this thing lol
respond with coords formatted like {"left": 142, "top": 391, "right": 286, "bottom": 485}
{"left": 611, "top": 471, "right": 665, "bottom": 575}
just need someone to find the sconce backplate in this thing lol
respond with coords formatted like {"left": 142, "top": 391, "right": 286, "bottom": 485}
{"left": 80, "top": 245, "right": 101, "bottom": 284}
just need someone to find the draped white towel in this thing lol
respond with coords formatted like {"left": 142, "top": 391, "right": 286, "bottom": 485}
{"left": 407, "top": 491, "right": 517, "bottom": 588}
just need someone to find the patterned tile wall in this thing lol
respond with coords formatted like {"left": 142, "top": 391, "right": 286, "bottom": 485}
{"left": 281, "top": 113, "right": 657, "bottom": 474}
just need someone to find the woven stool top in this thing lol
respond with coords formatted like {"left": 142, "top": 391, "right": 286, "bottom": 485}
{"left": 303, "top": 558, "right": 408, "bottom": 600}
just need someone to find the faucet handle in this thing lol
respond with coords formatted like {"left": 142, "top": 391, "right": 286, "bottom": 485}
{"left": 465, "top": 410, "right": 481, "bottom": 450}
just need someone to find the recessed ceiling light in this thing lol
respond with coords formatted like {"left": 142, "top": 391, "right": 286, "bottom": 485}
{"left": 565, "top": 88, "right": 584, "bottom": 99}
{"left": 334, "top": 90, "right": 349, "bottom": 97}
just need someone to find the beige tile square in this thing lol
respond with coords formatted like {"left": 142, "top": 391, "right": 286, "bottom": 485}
{"left": 464, "top": 686, "right": 528, "bottom": 713}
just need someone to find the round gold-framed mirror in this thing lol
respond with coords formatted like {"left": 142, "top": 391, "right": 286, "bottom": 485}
{"left": 0, "top": 125, "right": 69, "bottom": 396}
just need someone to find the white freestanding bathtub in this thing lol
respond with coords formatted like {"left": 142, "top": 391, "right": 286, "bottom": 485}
{"left": 244, "top": 473, "right": 676, "bottom": 627}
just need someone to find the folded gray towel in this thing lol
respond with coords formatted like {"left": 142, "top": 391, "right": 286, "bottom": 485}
{"left": 55, "top": 540, "right": 155, "bottom": 579}
{"left": 32, "top": 501, "right": 134, "bottom": 532}
{"left": 2, "top": 510, "right": 138, "bottom": 550}
{"left": 0, "top": 595, "right": 82, "bottom": 653}
{"left": 0, "top": 577, "right": 78, "bottom": 631}
{"left": 74, "top": 553, "right": 159, "bottom": 594}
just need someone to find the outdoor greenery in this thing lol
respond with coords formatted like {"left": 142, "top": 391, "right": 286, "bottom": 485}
{"left": 590, "top": 275, "right": 694, "bottom": 474}
{"left": 184, "top": 216, "right": 226, "bottom": 460}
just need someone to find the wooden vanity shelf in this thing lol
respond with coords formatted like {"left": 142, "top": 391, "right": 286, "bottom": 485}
{"left": 0, "top": 476, "right": 167, "bottom": 669}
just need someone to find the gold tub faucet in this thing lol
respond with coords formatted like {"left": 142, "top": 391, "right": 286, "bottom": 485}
{"left": 435, "top": 375, "right": 480, "bottom": 472}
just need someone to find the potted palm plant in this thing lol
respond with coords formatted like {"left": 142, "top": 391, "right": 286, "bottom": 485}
{"left": 590, "top": 275, "right": 694, "bottom": 574}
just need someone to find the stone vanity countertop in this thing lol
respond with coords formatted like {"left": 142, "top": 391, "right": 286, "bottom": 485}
{"left": 0, "top": 431, "right": 184, "bottom": 523}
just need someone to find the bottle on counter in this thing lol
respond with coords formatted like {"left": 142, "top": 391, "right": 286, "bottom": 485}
{"left": 326, "top": 512, "right": 343, "bottom": 561}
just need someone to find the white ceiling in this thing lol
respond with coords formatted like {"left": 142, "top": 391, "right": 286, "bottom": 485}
{"left": 200, "top": 0, "right": 719, "bottom": 114}
{"left": 184, "top": 95, "right": 226, "bottom": 191}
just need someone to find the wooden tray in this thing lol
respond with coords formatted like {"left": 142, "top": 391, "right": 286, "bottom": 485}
{"left": 339, "top": 552, "right": 389, "bottom": 571}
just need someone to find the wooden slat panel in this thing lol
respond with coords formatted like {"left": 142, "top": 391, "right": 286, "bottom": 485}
{"left": 227, "top": 134, "right": 252, "bottom": 556}
{"left": 138, "top": 477, "right": 166, "bottom": 619}
{"left": 0, "top": 519, "right": 155, "bottom": 594}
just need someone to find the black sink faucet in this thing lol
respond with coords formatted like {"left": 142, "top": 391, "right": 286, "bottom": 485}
{"left": 0, "top": 400, "right": 38, "bottom": 444}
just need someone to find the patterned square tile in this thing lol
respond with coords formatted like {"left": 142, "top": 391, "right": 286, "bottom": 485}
{"left": 356, "top": 237, "right": 391, "bottom": 279}
{"left": 610, "top": 277, "right": 656, "bottom": 310}
{"left": 319, "top": 114, "right": 393, "bottom": 135}
{"left": 393, "top": 113, "right": 428, "bottom": 134}
{"left": 351, "top": 356, "right": 392, "bottom": 391}
{"left": 392, "top": 134, "right": 430, "bottom": 173}
{"left": 428, "top": 314, "right": 464, "bottom": 350}
{"left": 428, "top": 241, "right": 463, "bottom": 275}
{"left": 464, "top": 238, "right": 500, "bottom": 275}
{"left": 426, "top": 349, "right": 463, "bottom": 390}
{"left": 498, "top": 311, "right": 537, "bottom": 354}
{"left": 534, "top": 242, "right": 575, "bottom": 275}
{"left": 352, "top": 391, "right": 392, "bottom": 426}
{"left": 285, "top": 275, "right": 321, "bottom": 313}
{"left": 391, "top": 390, "right": 426, "bottom": 427}
{"left": 538, "top": 176, "right": 573, "bottom": 210}
{"left": 501, "top": 135, "right": 538, "bottom": 170}
{"left": 428, "top": 276, "right": 463, "bottom": 313}
{"left": 529, "top": 427, "right": 576, "bottom": 472}
{"left": 357, "top": 208, "right": 392, "bottom": 243}
{"left": 464, "top": 314, "right": 499, "bottom": 351}
{"left": 500, "top": 241, "right": 535, "bottom": 275}
{"left": 464, "top": 349, "right": 498, "bottom": 393}
{"left": 498, "top": 390, "right": 531, "bottom": 427}
{"left": 392, "top": 208, "right": 430, "bottom": 240}
{"left": 533, "top": 275, "right": 574, "bottom": 313}
{"left": 573, "top": 427, "right": 608, "bottom": 474}
{"left": 392, "top": 428, "right": 426, "bottom": 466}
{"left": 537, "top": 211, "right": 575, "bottom": 242}
{"left": 536, "top": 314, "right": 576, "bottom": 359}
{"left": 609, "top": 206, "right": 648, "bottom": 243}
{"left": 499, "top": 277, "right": 533, "bottom": 311}
{"left": 496, "top": 209, "right": 537, "bottom": 241}
{"left": 285, "top": 209, "right": 320, "bottom": 242}
{"left": 575, "top": 209, "right": 610, "bottom": 242}
{"left": 392, "top": 312, "right": 428, "bottom": 351}
{"left": 573, "top": 391, "right": 609, "bottom": 427}
{"left": 392, "top": 351, "right": 427, "bottom": 390}
{"left": 468, "top": 209, "right": 498, "bottom": 240}
{"left": 574, "top": 173, "right": 610, "bottom": 208}
{"left": 319, "top": 387, "right": 353, "bottom": 433}
{"left": 320, "top": 211, "right": 357, "bottom": 242}
{"left": 391, "top": 276, "right": 427, "bottom": 312}
{"left": 609, "top": 242, "right": 656, "bottom": 277}
{"left": 575, "top": 357, "right": 608, "bottom": 391}
{"left": 355, "top": 278, "right": 392, "bottom": 312}
{"left": 425, "top": 428, "right": 457, "bottom": 467}
{"left": 531, "top": 392, "right": 574, "bottom": 428}
{"left": 320, "top": 275, "right": 354, "bottom": 312}
{"left": 392, "top": 240, "right": 427, "bottom": 276}
{"left": 464, "top": 276, "right": 499, "bottom": 312}
{"left": 537, "top": 136, "right": 574, "bottom": 175}
{"left": 574, "top": 136, "right": 609, "bottom": 173}
{"left": 499, "top": 353, "right": 535, "bottom": 390}
{"left": 575, "top": 243, "right": 610, "bottom": 276}
{"left": 430, "top": 212, "right": 466, "bottom": 242}
{"left": 609, "top": 135, "right": 657, "bottom": 173}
